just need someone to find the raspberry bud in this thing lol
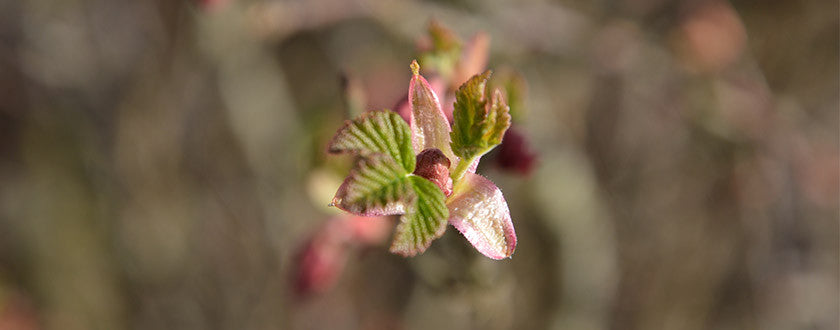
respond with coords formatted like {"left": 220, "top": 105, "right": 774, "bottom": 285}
{"left": 413, "top": 148, "right": 453, "bottom": 196}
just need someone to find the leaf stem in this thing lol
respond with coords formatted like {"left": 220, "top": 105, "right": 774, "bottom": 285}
{"left": 450, "top": 156, "right": 476, "bottom": 183}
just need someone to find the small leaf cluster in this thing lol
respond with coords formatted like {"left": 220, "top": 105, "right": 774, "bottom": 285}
{"left": 328, "top": 111, "right": 449, "bottom": 255}
{"left": 328, "top": 55, "right": 517, "bottom": 260}
{"left": 450, "top": 71, "right": 511, "bottom": 180}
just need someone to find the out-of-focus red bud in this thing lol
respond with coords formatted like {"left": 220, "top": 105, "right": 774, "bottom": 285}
{"left": 292, "top": 216, "right": 390, "bottom": 297}
{"left": 496, "top": 127, "right": 537, "bottom": 175}
{"left": 347, "top": 216, "right": 391, "bottom": 245}
{"left": 293, "top": 228, "right": 348, "bottom": 298}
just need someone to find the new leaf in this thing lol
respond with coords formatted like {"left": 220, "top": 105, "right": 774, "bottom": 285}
{"left": 390, "top": 175, "right": 449, "bottom": 256}
{"left": 329, "top": 110, "right": 415, "bottom": 173}
{"left": 409, "top": 60, "right": 456, "bottom": 164}
{"left": 450, "top": 71, "right": 511, "bottom": 180}
{"left": 447, "top": 173, "right": 517, "bottom": 259}
{"left": 331, "top": 155, "right": 411, "bottom": 216}
{"left": 329, "top": 110, "right": 450, "bottom": 256}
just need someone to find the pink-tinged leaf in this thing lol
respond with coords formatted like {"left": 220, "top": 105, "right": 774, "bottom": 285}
{"left": 440, "top": 93, "right": 455, "bottom": 124}
{"left": 330, "top": 154, "right": 450, "bottom": 257}
{"left": 393, "top": 77, "right": 447, "bottom": 124}
{"left": 428, "top": 76, "right": 453, "bottom": 123}
{"left": 328, "top": 110, "right": 416, "bottom": 173}
{"left": 331, "top": 155, "right": 411, "bottom": 217}
{"left": 389, "top": 175, "right": 449, "bottom": 256}
{"left": 467, "top": 156, "right": 481, "bottom": 174}
{"left": 331, "top": 178, "right": 405, "bottom": 216}
{"left": 408, "top": 60, "right": 456, "bottom": 163}
{"left": 446, "top": 173, "right": 516, "bottom": 259}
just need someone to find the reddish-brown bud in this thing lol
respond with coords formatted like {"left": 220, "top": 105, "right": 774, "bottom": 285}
{"left": 413, "top": 148, "right": 453, "bottom": 196}
{"left": 496, "top": 127, "right": 536, "bottom": 175}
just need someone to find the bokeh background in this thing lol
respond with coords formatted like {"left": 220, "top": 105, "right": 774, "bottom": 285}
{"left": 0, "top": 0, "right": 837, "bottom": 329}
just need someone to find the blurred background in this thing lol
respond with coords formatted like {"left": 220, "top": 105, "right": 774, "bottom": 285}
{"left": 0, "top": 0, "right": 837, "bottom": 329}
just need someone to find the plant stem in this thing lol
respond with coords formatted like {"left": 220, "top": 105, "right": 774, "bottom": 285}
{"left": 450, "top": 156, "right": 475, "bottom": 183}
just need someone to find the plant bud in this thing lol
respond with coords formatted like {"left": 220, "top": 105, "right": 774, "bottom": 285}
{"left": 413, "top": 148, "right": 453, "bottom": 196}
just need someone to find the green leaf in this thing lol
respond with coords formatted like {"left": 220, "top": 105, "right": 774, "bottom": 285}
{"left": 331, "top": 155, "right": 411, "bottom": 216}
{"left": 328, "top": 110, "right": 415, "bottom": 173}
{"left": 449, "top": 72, "right": 511, "bottom": 180}
{"left": 484, "top": 89, "right": 511, "bottom": 146}
{"left": 390, "top": 175, "right": 449, "bottom": 256}
{"left": 330, "top": 155, "right": 450, "bottom": 256}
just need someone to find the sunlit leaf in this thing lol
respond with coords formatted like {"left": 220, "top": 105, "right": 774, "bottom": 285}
{"left": 446, "top": 173, "right": 516, "bottom": 259}
{"left": 328, "top": 110, "right": 415, "bottom": 173}
{"left": 450, "top": 72, "right": 511, "bottom": 164}
{"left": 409, "top": 60, "right": 456, "bottom": 163}
{"left": 494, "top": 126, "right": 537, "bottom": 175}
{"left": 331, "top": 155, "right": 411, "bottom": 216}
{"left": 484, "top": 89, "right": 510, "bottom": 145}
{"left": 330, "top": 151, "right": 450, "bottom": 256}
{"left": 390, "top": 175, "right": 449, "bottom": 256}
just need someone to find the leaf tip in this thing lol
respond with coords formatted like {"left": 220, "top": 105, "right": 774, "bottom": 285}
{"left": 388, "top": 244, "right": 417, "bottom": 257}
{"left": 329, "top": 188, "right": 344, "bottom": 209}
{"left": 491, "top": 87, "right": 504, "bottom": 102}
{"left": 447, "top": 173, "right": 517, "bottom": 260}
{"left": 410, "top": 59, "right": 420, "bottom": 76}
